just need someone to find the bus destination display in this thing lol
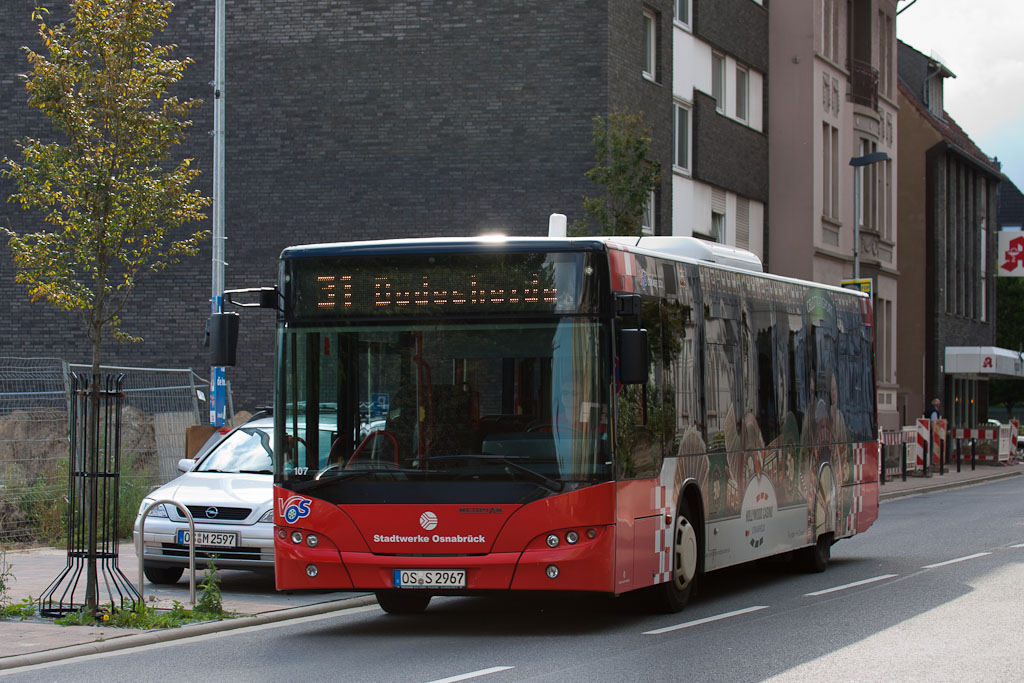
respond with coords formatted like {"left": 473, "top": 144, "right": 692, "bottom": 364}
{"left": 289, "top": 252, "right": 599, "bottom": 317}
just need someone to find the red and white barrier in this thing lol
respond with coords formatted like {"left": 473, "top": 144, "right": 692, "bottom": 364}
{"left": 950, "top": 425, "right": 1012, "bottom": 463}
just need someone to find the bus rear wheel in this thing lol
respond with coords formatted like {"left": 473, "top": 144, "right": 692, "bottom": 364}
{"left": 650, "top": 498, "right": 699, "bottom": 613}
{"left": 375, "top": 590, "right": 432, "bottom": 615}
{"left": 798, "top": 532, "right": 832, "bottom": 573}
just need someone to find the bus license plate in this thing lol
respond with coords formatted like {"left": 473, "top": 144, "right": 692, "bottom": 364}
{"left": 394, "top": 569, "right": 466, "bottom": 589}
{"left": 177, "top": 530, "right": 238, "bottom": 547}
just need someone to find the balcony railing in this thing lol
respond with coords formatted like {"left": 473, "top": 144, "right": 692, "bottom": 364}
{"left": 849, "top": 58, "right": 879, "bottom": 111}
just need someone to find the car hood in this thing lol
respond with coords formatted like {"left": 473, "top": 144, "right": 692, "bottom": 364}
{"left": 149, "top": 472, "right": 272, "bottom": 508}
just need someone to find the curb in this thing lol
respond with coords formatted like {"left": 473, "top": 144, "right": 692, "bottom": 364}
{"left": 0, "top": 593, "right": 379, "bottom": 671}
{"left": 879, "top": 469, "right": 1022, "bottom": 502}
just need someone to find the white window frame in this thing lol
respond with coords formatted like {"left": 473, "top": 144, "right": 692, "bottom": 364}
{"left": 674, "top": 0, "right": 691, "bottom": 30}
{"left": 642, "top": 190, "right": 656, "bottom": 235}
{"left": 673, "top": 102, "right": 691, "bottom": 173}
{"left": 712, "top": 52, "right": 725, "bottom": 113}
{"left": 643, "top": 9, "right": 657, "bottom": 82}
{"left": 735, "top": 66, "right": 748, "bottom": 122}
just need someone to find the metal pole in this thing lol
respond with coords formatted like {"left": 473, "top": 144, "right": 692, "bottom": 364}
{"left": 210, "top": 0, "right": 227, "bottom": 426}
{"left": 853, "top": 165, "right": 860, "bottom": 279}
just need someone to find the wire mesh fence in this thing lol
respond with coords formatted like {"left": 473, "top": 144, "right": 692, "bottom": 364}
{"left": 0, "top": 358, "right": 207, "bottom": 548}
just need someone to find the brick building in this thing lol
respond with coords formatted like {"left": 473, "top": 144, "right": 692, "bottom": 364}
{"left": 1, "top": 0, "right": 773, "bottom": 412}
{"left": 896, "top": 40, "right": 1012, "bottom": 426}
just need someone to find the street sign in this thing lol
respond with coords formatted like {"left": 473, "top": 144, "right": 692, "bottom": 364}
{"left": 840, "top": 278, "right": 872, "bottom": 298}
{"left": 998, "top": 231, "right": 1024, "bottom": 276}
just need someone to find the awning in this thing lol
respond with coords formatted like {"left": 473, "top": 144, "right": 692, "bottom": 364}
{"left": 944, "top": 346, "right": 1024, "bottom": 379}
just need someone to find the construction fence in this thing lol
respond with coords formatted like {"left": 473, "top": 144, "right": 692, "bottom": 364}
{"left": 0, "top": 358, "right": 208, "bottom": 547}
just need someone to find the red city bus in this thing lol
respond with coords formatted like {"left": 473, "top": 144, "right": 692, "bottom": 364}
{"left": 250, "top": 229, "right": 878, "bottom": 614}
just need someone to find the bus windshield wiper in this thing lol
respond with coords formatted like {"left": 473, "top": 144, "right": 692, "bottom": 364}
{"left": 425, "top": 455, "right": 564, "bottom": 492}
{"left": 239, "top": 469, "right": 273, "bottom": 474}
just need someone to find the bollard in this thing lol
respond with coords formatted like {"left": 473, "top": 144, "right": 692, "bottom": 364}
{"left": 971, "top": 438, "right": 976, "bottom": 471}
{"left": 956, "top": 437, "right": 961, "bottom": 473}
{"left": 901, "top": 441, "right": 907, "bottom": 482}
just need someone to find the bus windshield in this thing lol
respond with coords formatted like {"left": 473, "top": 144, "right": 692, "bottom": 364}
{"left": 275, "top": 320, "right": 612, "bottom": 499}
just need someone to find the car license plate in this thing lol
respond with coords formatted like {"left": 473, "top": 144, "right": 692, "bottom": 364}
{"left": 394, "top": 569, "right": 466, "bottom": 589}
{"left": 177, "top": 529, "right": 238, "bottom": 547}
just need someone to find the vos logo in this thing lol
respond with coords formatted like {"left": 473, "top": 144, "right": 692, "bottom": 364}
{"left": 279, "top": 495, "right": 312, "bottom": 524}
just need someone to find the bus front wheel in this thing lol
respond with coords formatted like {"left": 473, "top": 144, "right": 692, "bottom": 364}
{"left": 375, "top": 590, "right": 432, "bottom": 615}
{"left": 650, "top": 497, "right": 699, "bottom": 613}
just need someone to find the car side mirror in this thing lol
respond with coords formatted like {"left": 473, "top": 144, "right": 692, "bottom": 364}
{"left": 177, "top": 458, "right": 197, "bottom": 473}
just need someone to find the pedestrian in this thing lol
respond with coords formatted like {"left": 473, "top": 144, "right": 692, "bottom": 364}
{"left": 926, "top": 398, "right": 941, "bottom": 420}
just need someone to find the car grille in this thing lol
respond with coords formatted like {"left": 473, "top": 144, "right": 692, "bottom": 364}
{"left": 160, "top": 543, "right": 269, "bottom": 562}
{"left": 177, "top": 505, "right": 252, "bottom": 521}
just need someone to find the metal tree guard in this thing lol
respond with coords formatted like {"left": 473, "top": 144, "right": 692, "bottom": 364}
{"left": 39, "top": 373, "right": 141, "bottom": 617}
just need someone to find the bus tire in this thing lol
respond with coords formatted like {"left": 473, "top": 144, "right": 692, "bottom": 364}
{"left": 375, "top": 590, "right": 432, "bottom": 615}
{"left": 799, "top": 532, "right": 832, "bottom": 573}
{"left": 650, "top": 497, "right": 700, "bottom": 613}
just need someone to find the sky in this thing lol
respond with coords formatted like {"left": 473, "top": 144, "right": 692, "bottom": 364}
{"left": 897, "top": 0, "right": 1024, "bottom": 189}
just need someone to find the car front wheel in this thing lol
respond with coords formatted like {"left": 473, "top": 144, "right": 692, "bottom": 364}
{"left": 143, "top": 565, "right": 185, "bottom": 585}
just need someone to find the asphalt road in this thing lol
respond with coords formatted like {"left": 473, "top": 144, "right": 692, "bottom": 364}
{"left": 3, "top": 477, "right": 1022, "bottom": 683}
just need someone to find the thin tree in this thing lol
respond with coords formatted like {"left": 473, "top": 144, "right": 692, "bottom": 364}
{"left": 2, "top": 0, "right": 210, "bottom": 613}
{"left": 571, "top": 110, "right": 661, "bottom": 236}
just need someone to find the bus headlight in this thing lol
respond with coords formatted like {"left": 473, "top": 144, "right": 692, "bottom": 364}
{"left": 545, "top": 565, "right": 560, "bottom": 579}
{"left": 546, "top": 534, "right": 560, "bottom": 548}
{"left": 565, "top": 531, "right": 580, "bottom": 545}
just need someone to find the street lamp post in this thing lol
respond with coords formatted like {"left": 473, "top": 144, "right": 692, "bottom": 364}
{"left": 849, "top": 151, "right": 890, "bottom": 279}
{"left": 210, "top": 0, "right": 227, "bottom": 426}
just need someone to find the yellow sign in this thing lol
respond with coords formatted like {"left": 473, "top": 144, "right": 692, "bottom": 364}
{"left": 840, "top": 278, "right": 872, "bottom": 298}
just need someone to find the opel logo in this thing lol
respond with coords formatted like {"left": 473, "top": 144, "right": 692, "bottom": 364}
{"left": 419, "top": 511, "right": 437, "bottom": 530}
{"left": 205, "top": 506, "right": 219, "bottom": 519}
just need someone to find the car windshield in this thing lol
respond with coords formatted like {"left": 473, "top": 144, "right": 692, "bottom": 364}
{"left": 197, "top": 427, "right": 274, "bottom": 473}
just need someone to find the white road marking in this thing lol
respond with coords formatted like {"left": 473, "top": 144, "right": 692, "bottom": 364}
{"left": 426, "top": 666, "right": 515, "bottom": 683}
{"left": 1010, "top": 543, "right": 1024, "bottom": 549}
{"left": 643, "top": 605, "right": 769, "bottom": 635}
{"left": 922, "top": 552, "right": 992, "bottom": 569}
{"left": 804, "top": 574, "right": 898, "bottom": 596}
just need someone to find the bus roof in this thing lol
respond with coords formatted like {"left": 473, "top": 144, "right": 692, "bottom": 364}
{"left": 280, "top": 235, "right": 868, "bottom": 300}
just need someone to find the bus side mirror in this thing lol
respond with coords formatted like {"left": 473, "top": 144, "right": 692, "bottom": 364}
{"left": 619, "top": 329, "right": 649, "bottom": 384}
{"left": 209, "top": 312, "right": 240, "bottom": 367}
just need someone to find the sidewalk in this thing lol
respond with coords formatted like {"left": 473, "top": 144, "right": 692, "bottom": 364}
{"left": 2, "top": 461, "right": 1021, "bottom": 671}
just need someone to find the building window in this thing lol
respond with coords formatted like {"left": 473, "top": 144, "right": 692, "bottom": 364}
{"left": 674, "top": 0, "right": 691, "bottom": 29}
{"left": 876, "top": 298, "right": 893, "bottom": 383}
{"left": 711, "top": 188, "right": 727, "bottom": 243}
{"left": 712, "top": 52, "right": 725, "bottom": 112}
{"left": 822, "top": 124, "right": 839, "bottom": 219}
{"left": 858, "top": 139, "right": 879, "bottom": 231}
{"left": 673, "top": 102, "right": 691, "bottom": 172}
{"left": 711, "top": 212, "right": 725, "bottom": 242}
{"left": 642, "top": 190, "right": 656, "bottom": 235}
{"left": 643, "top": 9, "right": 657, "bottom": 81}
{"left": 735, "top": 66, "right": 748, "bottom": 121}
{"left": 821, "top": 0, "right": 841, "bottom": 63}
{"left": 878, "top": 10, "right": 893, "bottom": 100}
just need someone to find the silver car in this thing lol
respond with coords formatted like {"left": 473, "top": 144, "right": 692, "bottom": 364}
{"left": 133, "top": 417, "right": 276, "bottom": 584}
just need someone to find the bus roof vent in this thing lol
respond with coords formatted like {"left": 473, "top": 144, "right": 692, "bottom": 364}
{"left": 607, "top": 236, "right": 763, "bottom": 272}
{"left": 548, "top": 213, "right": 567, "bottom": 238}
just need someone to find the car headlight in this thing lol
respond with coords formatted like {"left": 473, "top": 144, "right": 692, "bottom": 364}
{"left": 258, "top": 509, "right": 274, "bottom": 523}
{"left": 139, "top": 498, "right": 168, "bottom": 518}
